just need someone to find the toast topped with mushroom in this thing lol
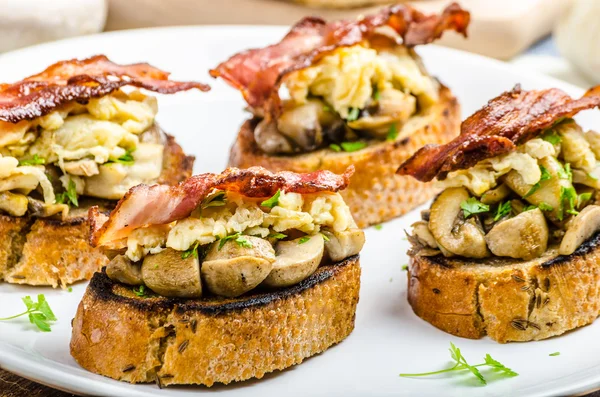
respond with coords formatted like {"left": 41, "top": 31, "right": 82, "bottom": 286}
{"left": 71, "top": 167, "right": 364, "bottom": 386}
{"left": 0, "top": 55, "right": 207, "bottom": 287}
{"left": 398, "top": 84, "right": 600, "bottom": 342}
{"left": 211, "top": 4, "right": 469, "bottom": 227}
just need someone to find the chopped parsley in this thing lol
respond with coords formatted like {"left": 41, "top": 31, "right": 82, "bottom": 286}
{"left": 0, "top": 294, "right": 56, "bottom": 332}
{"left": 541, "top": 130, "right": 562, "bottom": 145}
{"left": 329, "top": 143, "right": 342, "bottom": 152}
{"left": 18, "top": 154, "right": 45, "bottom": 166}
{"left": 387, "top": 123, "right": 399, "bottom": 141}
{"left": 55, "top": 179, "right": 79, "bottom": 207}
{"left": 399, "top": 342, "right": 518, "bottom": 385}
{"left": 67, "top": 287, "right": 73, "bottom": 293}
{"left": 538, "top": 202, "right": 554, "bottom": 212}
{"left": 557, "top": 163, "right": 572, "bottom": 181}
{"left": 578, "top": 192, "right": 593, "bottom": 207}
{"left": 181, "top": 242, "right": 199, "bottom": 259}
{"left": 133, "top": 285, "right": 147, "bottom": 297}
{"left": 524, "top": 165, "right": 552, "bottom": 198}
{"left": 374, "top": 224, "right": 383, "bottom": 230}
{"left": 401, "top": 264, "right": 408, "bottom": 271}
{"left": 549, "top": 352, "right": 560, "bottom": 357}
{"left": 268, "top": 232, "right": 287, "bottom": 240}
{"left": 321, "top": 233, "right": 330, "bottom": 242}
{"left": 298, "top": 236, "right": 311, "bottom": 244}
{"left": 218, "top": 233, "right": 254, "bottom": 250}
{"left": 340, "top": 141, "right": 367, "bottom": 152}
{"left": 261, "top": 190, "right": 281, "bottom": 208}
{"left": 460, "top": 197, "right": 489, "bottom": 218}
{"left": 372, "top": 86, "right": 381, "bottom": 101}
{"left": 108, "top": 149, "right": 135, "bottom": 165}
{"left": 523, "top": 205, "right": 538, "bottom": 211}
{"left": 201, "top": 191, "right": 226, "bottom": 210}
{"left": 559, "top": 186, "right": 578, "bottom": 220}
{"left": 346, "top": 107, "right": 360, "bottom": 121}
{"left": 494, "top": 201, "right": 512, "bottom": 221}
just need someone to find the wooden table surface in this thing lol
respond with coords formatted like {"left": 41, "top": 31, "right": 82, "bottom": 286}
{"left": 1, "top": 365, "right": 600, "bottom": 396}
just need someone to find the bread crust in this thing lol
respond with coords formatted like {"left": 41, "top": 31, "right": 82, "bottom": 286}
{"left": 228, "top": 85, "right": 459, "bottom": 228}
{"left": 407, "top": 234, "right": 600, "bottom": 343}
{"left": 70, "top": 256, "right": 361, "bottom": 386}
{"left": 0, "top": 133, "right": 194, "bottom": 287}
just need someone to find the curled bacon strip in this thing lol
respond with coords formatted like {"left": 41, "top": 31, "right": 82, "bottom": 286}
{"left": 90, "top": 166, "right": 355, "bottom": 247}
{"left": 210, "top": 3, "right": 469, "bottom": 110}
{"left": 397, "top": 85, "right": 600, "bottom": 182}
{"left": 0, "top": 55, "right": 210, "bottom": 123}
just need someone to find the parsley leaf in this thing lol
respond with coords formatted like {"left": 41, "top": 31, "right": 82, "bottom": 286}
{"left": 329, "top": 143, "right": 342, "bottom": 152}
{"left": 387, "top": 123, "right": 399, "bottom": 141}
{"left": 18, "top": 154, "right": 46, "bottom": 166}
{"left": 460, "top": 197, "right": 489, "bottom": 218}
{"left": 218, "top": 233, "right": 254, "bottom": 250}
{"left": 201, "top": 191, "right": 226, "bottom": 210}
{"left": 538, "top": 202, "right": 554, "bottom": 212}
{"left": 524, "top": 166, "right": 552, "bottom": 198}
{"left": 55, "top": 179, "right": 79, "bottom": 207}
{"left": 400, "top": 342, "right": 518, "bottom": 385}
{"left": 133, "top": 285, "right": 146, "bottom": 297}
{"left": 298, "top": 236, "right": 311, "bottom": 244}
{"left": 321, "top": 233, "right": 330, "bottom": 242}
{"left": 346, "top": 107, "right": 360, "bottom": 121}
{"left": 340, "top": 142, "right": 367, "bottom": 152}
{"left": 559, "top": 186, "right": 578, "bottom": 219}
{"left": 268, "top": 232, "right": 287, "bottom": 240}
{"left": 578, "top": 192, "right": 592, "bottom": 208}
{"left": 0, "top": 294, "right": 56, "bottom": 332}
{"left": 541, "top": 130, "right": 562, "bottom": 145}
{"left": 549, "top": 352, "right": 560, "bottom": 357}
{"left": 374, "top": 224, "right": 383, "bottom": 230}
{"left": 372, "top": 86, "right": 381, "bottom": 101}
{"left": 557, "top": 163, "right": 572, "bottom": 181}
{"left": 181, "top": 242, "right": 199, "bottom": 259}
{"left": 261, "top": 190, "right": 281, "bottom": 208}
{"left": 401, "top": 264, "right": 408, "bottom": 271}
{"left": 494, "top": 201, "right": 512, "bottom": 221}
{"left": 107, "top": 149, "right": 135, "bottom": 165}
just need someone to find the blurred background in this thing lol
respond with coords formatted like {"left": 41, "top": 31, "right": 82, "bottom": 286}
{"left": 0, "top": 0, "right": 598, "bottom": 86}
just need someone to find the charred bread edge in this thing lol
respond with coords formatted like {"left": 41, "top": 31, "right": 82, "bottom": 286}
{"left": 89, "top": 254, "right": 359, "bottom": 315}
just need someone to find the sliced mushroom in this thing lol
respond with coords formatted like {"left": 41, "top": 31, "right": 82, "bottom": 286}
{"left": 410, "top": 221, "right": 437, "bottom": 249}
{"left": 262, "top": 235, "right": 325, "bottom": 288}
{"left": 572, "top": 169, "right": 600, "bottom": 190}
{"left": 504, "top": 156, "right": 571, "bottom": 221}
{"left": 0, "top": 191, "right": 28, "bottom": 216}
{"left": 142, "top": 248, "right": 202, "bottom": 298}
{"left": 559, "top": 205, "right": 600, "bottom": 255}
{"left": 485, "top": 208, "right": 549, "bottom": 260}
{"left": 254, "top": 119, "right": 294, "bottom": 154}
{"left": 63, "top": 159, "right": 99, "bottom": 177}
{"left": 276, "top": 99, "right": 338, "bottom": 151}
{"left": 202, "top": 236, "right": 275, "bottom": 297}
{"left": 106, "top": 254, "right": 143, "bottom": 286}
{"left": 26, "top": 197, "right": 68, "bottom": 218}
{"left": 428, "top": 187, "right": 490, "bottom": 258}
{"left": 322, "top": 228, "right": 365, "bottom": 262}
{"left": 480, "top": 184, "right": 511, "bottom": 205}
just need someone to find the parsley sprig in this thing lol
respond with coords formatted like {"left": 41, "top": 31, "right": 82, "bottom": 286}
{"left": 460, "top": 197, "right": 489, "bottom": 218}
{"left": 55, "top": 179, "right": 78, "bottom": 207}
{"left": 0, "top": 294, "right": 56, "bottom": 332}
{"left": 298, "top": 236, "right": 311, "bottom": 244}
{"left": 399, "top": 343, "right": 518, "bottom": 385}
{"left": 18, "top": 154, "right": 46, "bottom": 166}
{"left": 107, "top": 149, "right": 135, "bottom": 165}
{"left": 329, "top": 142, "right": 367, "bottom": 152}
{"left": 494, "top": 201, "right": 511, "bottom": 221}
{"left": 261, "top": 190, "right": 281, "bottom": 208}
{"left": 181, "top": 242, "right": 199, "bottom": 259}
{"left": 218, "top": 233, "right": 253, "bottom": 250}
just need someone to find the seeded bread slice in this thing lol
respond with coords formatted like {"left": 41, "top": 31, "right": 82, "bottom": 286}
{"left": 70, "top": 256, "right": 361, "bottom": 386}
{"left": 0, "top": 133, "right": 194, "bottom": 287}
{"left": 228, "top": 84, "right": 459, "bottom": 228}
{"left": 407, "top": 234, "right": 600, "bottom": 343}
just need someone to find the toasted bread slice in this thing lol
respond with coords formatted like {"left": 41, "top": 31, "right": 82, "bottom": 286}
{"left": 0, "top": 134, "right": 194, "bottom": 287}
{"left": 228, "top": 85, "right": 459, "bottom": 228}
{"left": 407, "top": 234, "right": 600, "bottom": 343}
{"left": 70, "top": 256, "right": 360, "bottom": 386}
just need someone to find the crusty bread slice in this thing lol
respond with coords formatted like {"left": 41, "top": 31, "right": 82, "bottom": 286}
{"left": 228, "top": 85, "right": 459, "bottom": 228}
{"left": 0, "top": 134, "right": 194, "bottom": 287}
{"left": 70, "top": 256, "right": 360, "bottom": 387}
{"left": 407, "top": 234, "right": 600, "bottom": 343}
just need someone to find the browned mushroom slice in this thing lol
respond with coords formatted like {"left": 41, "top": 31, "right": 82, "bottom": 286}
{"left": 559, "top": 205, "right": 600, "bottom": 255}
{"left": 263, "top": 235, "right": 325, "bottom": 288}
{"left": 142, "top": 248, "right": 202, "bottom": 298}
{"left": 322, "top": 228, "right": 365, "bottom": 262}
{"left": 480, "top": 184, "right": 511, "bottom": 205}
{"left": 106, "top": 254, "right": 143, "bottom": 286}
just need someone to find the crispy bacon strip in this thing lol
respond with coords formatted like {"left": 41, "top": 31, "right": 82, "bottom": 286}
{"left": 397, "top": 85, "right": 600, "bottom": 181}
{"left": 90, "top": 166, "right": 355, "bottom": 247}
{"left": 209, "top": 3, "right": 469, "bottom": 109}
{"left": 0, "top": 55, "right": 210, "bottom": 123}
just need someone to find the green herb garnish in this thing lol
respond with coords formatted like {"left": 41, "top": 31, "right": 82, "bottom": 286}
{"left": 298, "top": 236, "right": 311, "bottom": 244}
{"left": 538, "top": 202, "right": 554, "bottom": 212}
{"left": 108, "top": 149, "right": 135, "bottom": 165}
{"left": 557, "top": 163, "right": 572, "bottom": 181}
{"left": 524, "top": 166, "right": 552, "bottom": 198}
{"left": 549, "top": 352, "right": 560, "bottom": 357}
{"left": 268, "top": 232, "right": 287, "bottom": 240}
{"left": 578, "top": 192, "right": 593, "bottom": 207}
{"left": 374, "top": 224, "right": 383, "bottom": 230}
{"left": 181, "top": 242, "right": 199, "bottom": 259}
{"left": 401, "top": 264, "right": 408, "bottom": 271}
{"left": 329, "top": 143, "right": 342, "bottom": 152}
{"left": 373, "top": 86, "right": 381, "bottom": 101}
{"left": 321, "top": 233, "right": 330, "bottom": 242}
{"left": 460, "top": 197, "right": 489, "bottom": 218}
{"left": 399, "top": 342, "right": 518, "bottom": 385}
{"left": 323, "top": 104, "right": 332, "bottom": 112}
{"left": 18, "top": 154, "right": 46, "bottom": 166}
{"left": 218, "top": 233, "right": 253, "bottom": 250}
{"left": 340, "top": 141, "right": 367, "bottom": 152}
{"left": 67, "top": 287, "right": 73, "bottom": 293}
{"left": 346, "top": 107, "right": 360, "bottom": 121}
{"left": 541, "top": 130, "right": 562, "bottom": 145}
{"left": 0, "top": 294, "right": 56, "bottom": 332}
{"left": 55, "top": 179, "right": 79, "bottom": 207}
{"left": 494, "top": 201, "right": 511, "bottom": 221}
{"left": 559, "top": 186, "right": 579, "bottom": 219}
{"left": 201, "top": 191, "right": 226, "bottom": 210}
{"left": 387, "top": 123, "right": 399, "bottom": 141}
{"left": 133, "top": 285, "right": 146, "bottom": 297}
{"left": 261, "top": 190, "right": 281, "bottom": 208}
{"left": 524, "top": 205, "right": 538, "bottom": 211}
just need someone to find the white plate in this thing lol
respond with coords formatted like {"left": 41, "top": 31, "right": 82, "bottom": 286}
{"left": 0, "top": 26, "right": 599, "bottom": 397}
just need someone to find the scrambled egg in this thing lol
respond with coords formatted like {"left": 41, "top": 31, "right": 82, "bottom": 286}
{"left": 439, "top": 138, "right": 556, "bottom": 195}
{"left": 0, "top": 90, "right": 163, "bottom": 213}
{"left": 126, "top": 191, "right": 356, "bottom": 261}
{"left": 284, "top": 45, "right": 438, "bottom": 119}
{"left": 557, "top": 122, "right": 596, "bottom": 172}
